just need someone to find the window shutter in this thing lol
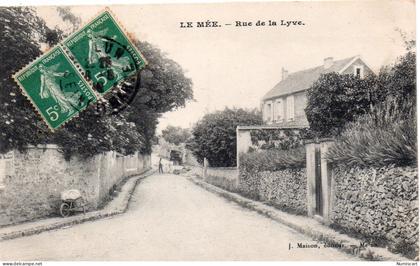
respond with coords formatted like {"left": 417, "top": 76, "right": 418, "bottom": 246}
{"left": 287, "top": 95, "right": 295, "bottom": 120}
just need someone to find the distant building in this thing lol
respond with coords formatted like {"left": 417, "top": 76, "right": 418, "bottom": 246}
{"left": 261, "top": 56, "right": 374, "bottom": 127}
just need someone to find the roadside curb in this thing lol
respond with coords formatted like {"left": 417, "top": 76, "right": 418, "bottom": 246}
{"left": 0, "top": 169, "right": 156, "bottom": 242}
{"left": 187, "top": 176, "right": 409, "bottom": 261}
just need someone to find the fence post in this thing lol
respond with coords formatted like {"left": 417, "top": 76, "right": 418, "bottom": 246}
{"left": 320, "top": 140, "right": 335, "bottom": 224}
{"left": 305, "top": 141, "right": 316, "bottom": 217}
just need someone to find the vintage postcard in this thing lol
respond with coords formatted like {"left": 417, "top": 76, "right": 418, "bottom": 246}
{"left": 0, "top": 0, "right": 417, "bottom": 263}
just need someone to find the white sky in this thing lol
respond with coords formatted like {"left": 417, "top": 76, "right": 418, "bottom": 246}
{"left": 36, "top": 0, "right": 415, "bottom": 133}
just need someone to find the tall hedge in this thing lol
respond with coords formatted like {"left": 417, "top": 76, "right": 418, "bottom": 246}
{"left": 305, "top": 48, "right": 416, "bottom": 139}
{"left": 305, "top": 73, "right": 374, "bottom": 138}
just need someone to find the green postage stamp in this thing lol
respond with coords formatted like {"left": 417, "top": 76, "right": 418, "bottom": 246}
{"left": 63, "top": 9, "right": 146, "bottom": 95}
{"left": 13, "top": 9, "right": 146, "bottom": 130}
{"left": 14, "top": 46, "right": 97, "bottom": 130}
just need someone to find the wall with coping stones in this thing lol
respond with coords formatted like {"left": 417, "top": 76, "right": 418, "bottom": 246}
{"left": 257, "top": 168, "right": 307, "bottom": 215}
{"left": 331, "top": 165, "right": 418, "bottom": 258}
{"left": 0, "top": 146, "right": 151, "bottom": 226}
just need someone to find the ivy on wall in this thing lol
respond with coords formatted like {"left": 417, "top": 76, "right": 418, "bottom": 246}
{"left": 248, "top": 128, "right": 311, "bottom": 152}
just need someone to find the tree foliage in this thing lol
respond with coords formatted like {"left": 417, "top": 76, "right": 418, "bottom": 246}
{"left": 0, "top": 7, "right": 60, "bottom": 153}
{"left": 305, "top": 73, "right": 375, "bottom": 138}
{"left": 374, "top": 49, "right": 416, "bottom": 105}
{"left": 188, "top": 108, "right": 262, "bottom": 167}
{"left": 133, "top": 41, "right": 194, "bottom": 113}
{"left": 161, "top": 125, "right": 191, "bottom": 146}
{"left": 0, "top": 7, "right": 193, "bottom": 158}
{"left": 305, "top": 43, "right": 415, "bottom": 138}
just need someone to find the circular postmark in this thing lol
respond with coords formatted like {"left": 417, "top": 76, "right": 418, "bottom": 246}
{"left": 83, "top": 35, "right": 143, "bottom": 116}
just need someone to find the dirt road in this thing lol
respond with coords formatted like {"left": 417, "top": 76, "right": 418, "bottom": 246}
{"left": 0, "top": 173, "right": 356, "bottom": 260}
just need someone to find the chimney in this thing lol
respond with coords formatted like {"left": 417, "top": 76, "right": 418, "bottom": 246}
{"left": 324, "top": 57, "right": 334, "bottom": 69}
{"left": 282, "top": 67, "right": 288, "bottom": 80}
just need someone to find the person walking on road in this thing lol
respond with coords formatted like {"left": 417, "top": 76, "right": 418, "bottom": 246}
{"left": 159, "top": 158, "right": 164, "bottom": 174}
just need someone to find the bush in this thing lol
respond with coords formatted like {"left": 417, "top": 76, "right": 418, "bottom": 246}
{"left": 188, "top": 108, "right": 262, "bottom": 167}
{"left": 326, "top": 99, "right": 417, "bottom": 168}
{"left": 305, "top": 73, "right": 374, "bottom": 137}
{"left": 305, "top": 47, "right": 415, "bottom": 139}
{"left": 240, "top": 147, "right": 306, "bottom": 172}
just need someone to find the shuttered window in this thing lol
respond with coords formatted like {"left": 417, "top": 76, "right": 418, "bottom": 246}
{"left": 286, "top": 95, "right": 295, "bottom": 120}
{"left": 275, "top": 99, "right": 284, "bottom": 122}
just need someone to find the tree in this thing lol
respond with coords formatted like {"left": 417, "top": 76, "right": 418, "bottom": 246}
{"left": 0, "top": 7, "right": 61, "bottom": 153}
{"left": 188, "top": 108, "right": 262, "bottom": 167}
{"left": 161, "top": 126, "right": 191, "bottom": 145}
{"left": 0, "top": 8, "right": 194, "bottom": 158}
{"left": 305, "top": 73, "right": 375, "bottom": 138}
{"left": 131, "top": 41, "right": 193, "bottom": 113}
{"left": 374, "top": 48, "right": 416, "bottom": 105}
{"left": 305, "top": 42, "right": 415, "bottom": 138}
{"left": 123, "top": 40, "right": 194, "bottom": 154}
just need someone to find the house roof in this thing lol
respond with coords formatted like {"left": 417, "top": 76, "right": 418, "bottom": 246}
{"left": 262, "top": 56, "right": 358, "bottom": 100}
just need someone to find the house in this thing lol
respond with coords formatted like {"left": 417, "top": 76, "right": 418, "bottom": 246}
{"left": 261, "top": 56, "right": 374, "bottom": 127}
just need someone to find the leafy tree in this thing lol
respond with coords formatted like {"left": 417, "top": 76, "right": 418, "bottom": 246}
{"left": 131, "top": 41, "right": 193, "bottom": 113}
{"left": 188, "top": 108, "right": 262, "bottom": 167}
{"left": 374, "top": 49, "right": 416, "bottom": 105}
{"left": 123, "top": 40, "right": 194, "bottom": 154}
{"left": 0, "top": 7, "right": 194, "bottom": 159}
{"left": 161, "top": 125, "right": 191, "bottom": 145}
{"left": 305, "top": 44, "right": 415, "bottom": 138}
{"left": 0, "top": 7, "right": 61, "bottom": 153}
{"left": 305, "top": 73, "right": 375, "bottom": 138}
{"left": 56, "top": 7, "right": 81, "bottom": 34}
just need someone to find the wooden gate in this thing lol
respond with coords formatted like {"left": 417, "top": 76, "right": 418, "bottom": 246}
{"left": 314, "top": 146, "right": 323, "bottom": 216}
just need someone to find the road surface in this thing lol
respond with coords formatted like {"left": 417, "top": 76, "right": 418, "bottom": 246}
{"left": 0, "top": 173, "right": 356, "bottom": 260}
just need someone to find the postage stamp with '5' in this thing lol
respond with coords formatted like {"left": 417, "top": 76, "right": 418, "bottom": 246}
{"left": 13, "top": 46, "right": 97, "bottom": 130}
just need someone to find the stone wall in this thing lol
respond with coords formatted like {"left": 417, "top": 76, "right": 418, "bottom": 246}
{"left": 0, "top": 146, "right": 151, "bottom": 226}
{"left": 205, "top": 167, "right": 239, "bottom": 192}
{"left": 331, "top": 165, "right": 418, "bottom": 258}
{"left": 257, "top": 168, "right": 307, "bottom": 215}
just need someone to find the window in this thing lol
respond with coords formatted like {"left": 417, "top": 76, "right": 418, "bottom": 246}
{"left": 275, "top": 99, "right": 284, "bottom": 122}
{"left": 354, "top": 65, "right": 364, "bottom": 78}
{"left": 265, "top": 102, "right": 272, "bottom": 122}
{"left": 286, "top": 95, "right": 295, "bottom": 121}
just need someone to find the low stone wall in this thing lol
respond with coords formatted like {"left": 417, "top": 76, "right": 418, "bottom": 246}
{"left": 205, "top": 167, "right": 239, "bottom": 192}
{"left": 0, "top": 146, "right": 151, "bottom": 226}
{"left": 186, "top": 166, "right": 204, "bottom": 178}
{"left": 331, "top": 165, "right": 418, "bottom": 258}
{"left": 258, "top": 169, "right": 307, "bottom": 214}
{"left": 238, "top": 165, "right": 307, "bottom": 215}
